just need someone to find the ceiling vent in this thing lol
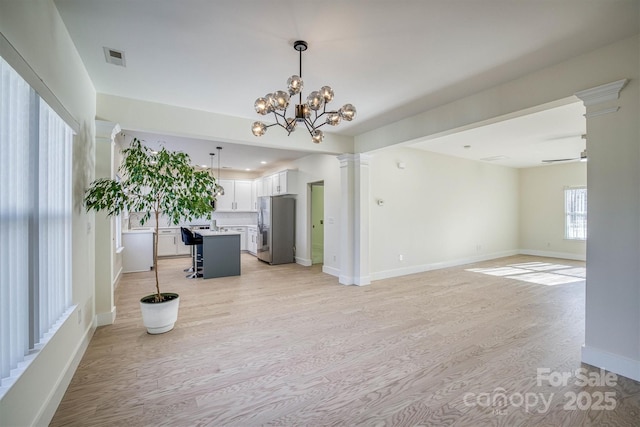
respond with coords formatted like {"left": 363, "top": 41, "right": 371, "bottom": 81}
{"left": 103, "top": 47, "right": 126, "bottom": 67}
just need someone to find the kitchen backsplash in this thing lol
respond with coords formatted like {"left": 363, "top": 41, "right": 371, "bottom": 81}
{"left": 129, "top": 211, "right": 257, "bottom": 228}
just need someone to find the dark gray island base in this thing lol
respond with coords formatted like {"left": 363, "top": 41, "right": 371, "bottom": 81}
{"left": 198, "top": 231, "right": 241, "bottom": 279}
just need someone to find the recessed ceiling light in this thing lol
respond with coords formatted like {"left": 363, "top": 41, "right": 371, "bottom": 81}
{"left": 260, "top": 161, "right": 267, "bottom": 164}
{"left": 200, "top": 164, "right": 208, "bottom": 168}
{"left": 245, "top": 168, "right": 251, "bottom": 171}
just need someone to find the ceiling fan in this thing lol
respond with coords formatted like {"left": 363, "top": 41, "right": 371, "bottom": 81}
{"left": 541, "top": 134, "right": 587, "bottom": 164}
{"left": 541, "top": 149, "right": 587, "bottom": 163}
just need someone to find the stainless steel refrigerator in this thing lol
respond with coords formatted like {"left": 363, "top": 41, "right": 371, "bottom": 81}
{"left": 257, "top": 196, "right": 295, "bottom": 264}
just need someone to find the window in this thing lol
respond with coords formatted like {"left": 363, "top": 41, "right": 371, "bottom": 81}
{"left": 565, "top": 186, "right": 587, "bottom": 240}
{"left": 0, "top": 56, "right": 74, "bottom": 395}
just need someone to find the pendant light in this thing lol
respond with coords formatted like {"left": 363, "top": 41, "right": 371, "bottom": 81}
{"left": 214, "top": 146, "right": 224, "bottom": 196}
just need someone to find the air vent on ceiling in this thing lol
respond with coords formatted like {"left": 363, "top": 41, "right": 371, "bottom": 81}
{"left": 103, "top": 47, "right": 126, "bottom": 67}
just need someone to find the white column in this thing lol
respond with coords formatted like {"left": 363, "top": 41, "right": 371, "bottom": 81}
{"left": 575, "top": 79, "right": 640, "bottom": 381}
{"left": 94, "top": 120, "right": 120, "bottom": 325}
{"left": 338, "top": 153, "right": 371, "bottom": 286}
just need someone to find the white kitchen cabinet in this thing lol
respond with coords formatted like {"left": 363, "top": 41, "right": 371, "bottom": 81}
{"left": 234, "top": 180, "right": 253, "bottom": 211}
{"left": 122, "top": 230, "right": 154, "bottom": 272}
{"left": 215, "top": 179, "right": 253, "bottom": 211}
{"left": 215, "top": 179, "right": 235, "bottom": 211}
{"left": 176, "top": 233, "right": 191, "bottom": 255}
{"left": 263, "top": 175, "right": 273, "bottom": 197}
{"left": 251, "top": 179, "right": 258, "bottom": 211}
{"left": 247, "top": 226, "right": 258, "bottom": 255}
{"left": 268, "top": 170, "right": 297, "bottom": 196}
{"left": 157, "top": 228, "right": 191, "bottom": 256}
{"left": 157, "top": 229, "right": 178, "bottom": 256}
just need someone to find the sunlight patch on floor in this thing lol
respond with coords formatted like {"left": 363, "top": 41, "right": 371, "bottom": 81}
{"left": 466, "top": 262, "right": 586, "bottom": 286}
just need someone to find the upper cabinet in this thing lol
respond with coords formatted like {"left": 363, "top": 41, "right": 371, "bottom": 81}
{"left": 215, "top": 170, "right": 297, "bottom": 213}
{"left": 257, "top": 170, "right": 297, "bottom": 197}
{"left": 215, "top": 179, "right": 253, "bottom": 212}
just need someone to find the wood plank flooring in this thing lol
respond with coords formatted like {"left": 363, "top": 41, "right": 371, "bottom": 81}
{"left": 50, "top": 255, "right": 640, "bottom": 426}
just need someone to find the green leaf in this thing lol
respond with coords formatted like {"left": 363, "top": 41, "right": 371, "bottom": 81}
{"left": 83, "top": 137, "right": 217, "bottom": 298}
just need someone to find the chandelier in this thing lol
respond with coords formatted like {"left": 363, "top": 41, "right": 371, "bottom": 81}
{"left": 251, "top": 40, "right": 356, "bottom": 144}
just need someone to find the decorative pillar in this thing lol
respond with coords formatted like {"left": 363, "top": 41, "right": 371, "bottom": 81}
{"left": 338, "top": 153, "right": 371, "bottom": 285}
{"left": 94, "top": 120, "right": 121, "bottom": 325}
{"left": 575, "top": 79, "right": 640, "bottom": 381}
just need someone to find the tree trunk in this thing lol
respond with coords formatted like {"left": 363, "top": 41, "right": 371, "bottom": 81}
{"left": 153, "top": 210, "right": 161, "bottom": 301}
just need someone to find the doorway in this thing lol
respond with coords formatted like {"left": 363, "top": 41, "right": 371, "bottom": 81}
{"left": 310, "top": 181, "right": 324, "bottom": 265}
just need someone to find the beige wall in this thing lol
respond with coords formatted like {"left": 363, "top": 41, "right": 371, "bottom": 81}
{"left": 0, "top": 1, "right": 97, "bottom": 426}
{"left": 369, "top": 147, "right": 520, "bottom": 279}
{"left": 519, "top": 162, "right": 587, "bottom": 260}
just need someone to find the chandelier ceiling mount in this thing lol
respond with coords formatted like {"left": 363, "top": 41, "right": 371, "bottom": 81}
{"left": 252, "top": 40, "right": 356, "bottom": 144}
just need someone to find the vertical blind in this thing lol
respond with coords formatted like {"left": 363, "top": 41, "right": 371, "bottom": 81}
{"left": 565, "top": 186, "right": 587, "bottom": 240}
{"left": 0, "top": 56, "right": 73, "bottom": 390}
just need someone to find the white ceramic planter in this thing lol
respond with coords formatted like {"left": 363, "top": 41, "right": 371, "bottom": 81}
{"left": 139, "top": 293, "right": 180, "bottom": 334}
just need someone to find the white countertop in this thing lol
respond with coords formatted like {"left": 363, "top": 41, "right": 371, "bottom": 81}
{"left": 123, "top": 227, "right": 155, "bottom": 234}
{"left": 197, "top": 230, "right": 242, "bottom": 237}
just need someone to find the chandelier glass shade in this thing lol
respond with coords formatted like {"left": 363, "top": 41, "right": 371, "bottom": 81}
{"left": 252, "top": 40, "right": 356, "bottom": 144}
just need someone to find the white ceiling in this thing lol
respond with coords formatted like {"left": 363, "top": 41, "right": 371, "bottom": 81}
{"left": 411, "top": 101, "right": 587, "bottom": 168}
{"left": 54, "top": 0, "right": 638, "bottom": 169}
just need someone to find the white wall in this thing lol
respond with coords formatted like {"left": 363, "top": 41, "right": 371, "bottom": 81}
{"left": 0, "top": 1, "right": 97, "bottom": 426}
{"left": 283, "top": 155, "right": 342, "bottom": 274}
{"left": 369, "top": 147, "right": 519, "bottom": 279}
{"left": 519, "top": 162, "right": 587, "bottom": 260}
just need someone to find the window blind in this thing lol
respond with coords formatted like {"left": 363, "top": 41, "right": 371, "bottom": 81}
{"left": 0, "top": 56, "right": 73, "bottom": 394}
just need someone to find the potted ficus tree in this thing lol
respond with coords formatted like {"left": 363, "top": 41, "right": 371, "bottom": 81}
{"left": 84, "top": 137, "right": 216, "bottom": 334}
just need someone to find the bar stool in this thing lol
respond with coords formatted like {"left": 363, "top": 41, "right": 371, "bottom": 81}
{"left": 180, "top": 227, "right": 203, "bottom": 278}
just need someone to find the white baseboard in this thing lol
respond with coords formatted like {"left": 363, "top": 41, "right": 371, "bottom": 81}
{"left": 295, "top": 257, "right": 312, "bottom": 267}
{"left": 36, "top": 320, "right": 96, "bottom": 426}
{"left": 339, "top": 274, "right": 371, "bottom": 286}
{"left": 95, "top": 306, "right": 117, "bottom": 326}
{"left": 519, "top": 249, "right": 586, "bottom": 261}
{"left": 371, "top": 250, "right": 519, "bottom": 281}
{"left": 581, "top": 345, "right": 640, "bottom": 382}
{"left": 322, "top": 265, "right": 340, "bottom": 277}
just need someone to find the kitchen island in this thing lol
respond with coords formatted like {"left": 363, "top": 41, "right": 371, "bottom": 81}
{"left": 196, "top": 230, "right": 241, "bottom": 279}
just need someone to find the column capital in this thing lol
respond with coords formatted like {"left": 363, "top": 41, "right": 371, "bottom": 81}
{"left": 337, "top": 153, "right": 371, "bottom": 167}
{"left": 95, "top": 120, "right": 121, "bottom": 141}
{"left": 575, "top": 79, "right": 628, "bottom": 106}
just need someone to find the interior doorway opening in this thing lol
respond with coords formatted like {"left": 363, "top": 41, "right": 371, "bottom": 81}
{"left": 310, "top": 181, "right": 324, "bottom": 265}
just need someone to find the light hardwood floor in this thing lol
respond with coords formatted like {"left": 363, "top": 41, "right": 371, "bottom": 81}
{"left": 50, "top": 255, "right": 640, "bottom": 426}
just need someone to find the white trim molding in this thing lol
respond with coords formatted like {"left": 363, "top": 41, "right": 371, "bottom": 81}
{"left": 582, "top": 345, "right": 640, "bottom": 382}
{"left": 584, "top": 106, "right": 620, "bottom": 118}
{"left": 295, "top": 257, "right": 312, "bottom": 267}
{"left": 575, "top": 79, "right": 628, "bottom": 106}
